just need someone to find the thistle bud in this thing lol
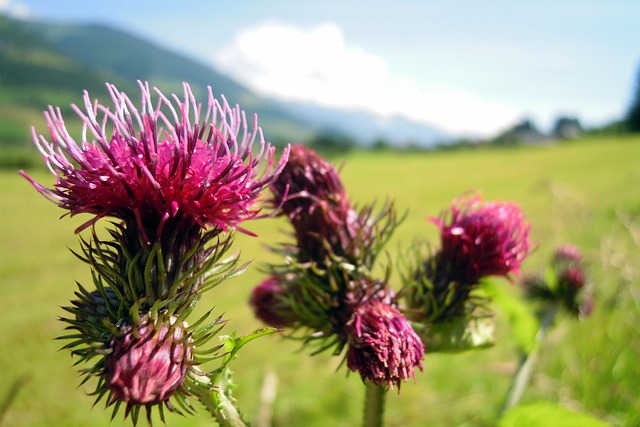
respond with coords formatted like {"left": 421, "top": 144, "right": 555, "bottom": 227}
{"left": 106, "top": 318, "right": 191, "bottom": 407}
{"left": 249, "top": 276, "right": 297, "bottom": 327}
{"left": 405, "top": 193, "right": 532, "bottom": 326}
{"left": 270, "top": 144, "right": 360, "bottom": 262}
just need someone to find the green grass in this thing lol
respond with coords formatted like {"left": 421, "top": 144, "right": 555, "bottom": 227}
{"left": 2, "top": 135, "right": 639, "bottom": 426}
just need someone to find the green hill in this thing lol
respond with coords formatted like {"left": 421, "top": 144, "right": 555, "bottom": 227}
{"left": 0, "top": 14, "right": 316, "bottom": 148}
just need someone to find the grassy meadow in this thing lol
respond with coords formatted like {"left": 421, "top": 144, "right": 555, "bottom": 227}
{"left": 1, "top": 135, "right": 639, "bottom": 426}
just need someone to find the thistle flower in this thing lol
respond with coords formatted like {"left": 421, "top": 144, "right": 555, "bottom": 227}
{"left": 23, "top": 82, "right": 289, "bottom": 425}
{"left": 20, "top": 81, "right": 289, "bottom": 243}
{"left": 432, "top": 193, "right": 531, "bottom": 284}
{"left": 345, "top": 296, "right": 425, "bottom": 389}
{"left": 522, "top": 244, "right": 594, "bottom": 318}
{"left": 405, "top": 193, "right": 531, "bottom": 332}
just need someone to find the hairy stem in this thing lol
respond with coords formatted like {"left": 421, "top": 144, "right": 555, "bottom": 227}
{"left": 191, "top": 367, "right": 247, "bottom": 427}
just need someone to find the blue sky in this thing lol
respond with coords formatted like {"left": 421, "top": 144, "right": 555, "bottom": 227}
{"left": 2, "top": 0, "right": 639, "bottom": 136}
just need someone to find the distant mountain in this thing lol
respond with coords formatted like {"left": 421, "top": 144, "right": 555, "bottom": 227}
{"left": 0, "top": 14, "right": 448, "bottom": 148}
{"left": 275, "top": 100, "right": 449, "bottom": 146}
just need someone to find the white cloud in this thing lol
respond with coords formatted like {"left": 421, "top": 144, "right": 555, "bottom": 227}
{"left": 0, "top": 0, "right": 31, "bottom": 19}
{"left": 213, "top": 22, "right": 520, "bottom": 137}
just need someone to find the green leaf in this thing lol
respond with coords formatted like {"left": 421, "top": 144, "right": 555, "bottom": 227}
{"left": 219, "top": 327, "right": 281, "bottom": 365}
{"left": 483, "top": 279, "right": 538, "bottom": 353}
{"left": 206, "top": 328, "right": 281, "bottom": 427}
{"left": 499, "top": 401, "right": 612, "bottom": 427}
{"left": 423, "top": 316, "right": 495, "bottom": 353}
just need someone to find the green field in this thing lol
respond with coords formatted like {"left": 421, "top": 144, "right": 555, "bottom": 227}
{"left": 1, "top": 136, "right": 639, "bottom": 426}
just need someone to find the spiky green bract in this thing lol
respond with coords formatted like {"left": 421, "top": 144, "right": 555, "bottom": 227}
{"left": 59, "top": 222, "right": 243, "bottom": 425}
{"left": 258, "top": 200, "right": 402, "bottom": 355}
{"left": 61, "top": 285, "right": 227, "bottom": 425}
{"left": 399, "top": 241, "right": 496, "bottom": 353}
{"left": 72, "top": 218, "right": 242, "bottom": 316}
{"left": 402, "top": 240, "right": 492, "bottom": 326}
{"left": 522, "top": 244, "right": 594, "bottom": 318}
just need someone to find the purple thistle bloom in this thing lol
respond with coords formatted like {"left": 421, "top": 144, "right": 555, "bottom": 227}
{"left": 554, "top": 244, "right": 582, "bottom": 264}
{"left": 106, "top": 318, "right": 191, "bottom": 409}
{"left": 345, "top": 297, "right": 425, "bottom": 390}
{"left": 432, "top": 193, "right": 531, "bottom": 284}
{"left": 20, "top": 82, "right": 289, "bottom": 243}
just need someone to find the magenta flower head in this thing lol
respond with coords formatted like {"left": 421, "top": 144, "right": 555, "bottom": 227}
{"left": 404, "top": 193, "right": 532, "bottom": 329}
{"left": 249, "top": 275, "right": 297, "bottom": 327}
{"left": 345, "top": 296, "right": 425, "bottom": 389}
{"left": 432, "top": 193, "right": 531, "bottom": 284}
{"left": 20, "top": 81, "right": 289, "bottom": 243}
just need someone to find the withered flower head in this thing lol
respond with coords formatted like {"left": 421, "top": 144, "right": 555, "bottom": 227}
{"left": 345, "top": 296, "right": 425, "bottom": 389}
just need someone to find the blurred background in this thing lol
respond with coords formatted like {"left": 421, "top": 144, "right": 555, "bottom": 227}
{"left": 1, "top": 1, "right": 639, "bottom": 426}
{"left": 1, "top": 0, "right": 639, "bottom": 151}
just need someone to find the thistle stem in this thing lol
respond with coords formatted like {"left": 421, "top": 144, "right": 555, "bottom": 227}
{"left": 191, "top": 367, "right": 248, "bottom": 427}
{"left": 362, "top": 382, "right": 386, "bottom": 427}
{"left": 498, "top": 303, "right": 559, "bottom": 417}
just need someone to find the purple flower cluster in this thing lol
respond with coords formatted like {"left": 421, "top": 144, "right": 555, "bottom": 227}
{"left": 251, "top": 144, "right": 423, "bottom": 389}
